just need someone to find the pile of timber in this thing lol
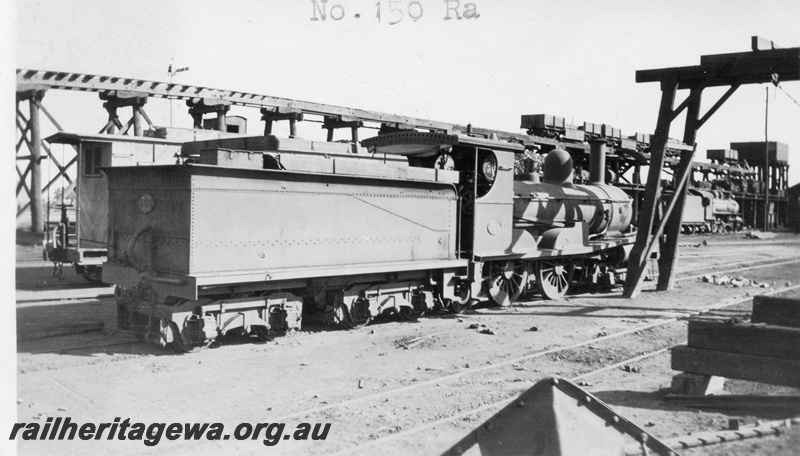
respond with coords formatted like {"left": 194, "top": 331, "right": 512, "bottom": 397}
{"left": 672, "top": 295, "right": 800, "bottom": 389}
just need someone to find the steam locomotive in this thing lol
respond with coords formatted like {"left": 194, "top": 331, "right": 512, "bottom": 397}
{"left": 102, "top": 132, "right": 636, "bottom": 349}
{"left": 677, "top": 189, "right": 743, "bottom": 234}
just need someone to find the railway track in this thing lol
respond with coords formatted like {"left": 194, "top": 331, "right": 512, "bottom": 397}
{"left": 18, "top": 246, "right": 800, "bottom": 456}
{"left": 327, "top": 348, "right": 681, "bottom": 456}
{"left": 275, "top": 284, "right": 796, "bottom": 422}
{"left": 17, "top": 255, "right": 800, "bottom": 376}
{"left": 676, "top": 257, "right": 800, "bottom": 282}
{"left": 118, "top": 280, "right": 772, "bottom": 456}
{"left": 322, "top": 284, "right": 800, "bottom": 455}
{"left": 679, "top": 239, "right": 800, "bottom": 248}
{"left": 678, "top": 250, "right": 771, "bottom": 258}
{"left": 27, "top": 340, "right": 140, "bottom": 355}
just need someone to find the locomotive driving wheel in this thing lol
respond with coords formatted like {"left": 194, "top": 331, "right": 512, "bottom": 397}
{"left": 485, "top": 260, "right": 527, "bottom": 307}
{"left": 535, "top": 259, "right": 574, "bottom": 300}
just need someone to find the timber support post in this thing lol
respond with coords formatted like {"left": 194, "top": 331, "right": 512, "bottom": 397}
{"left": 323, "top": 115, "right": 364, "bottom": 143}
{"left": 624, "top": 37, "right": 800, "bottom": 298}
{"left": 187, "top": 98, "right": 232, "bottom": 132}
{"left": 99, "top": 91, "right": 150, "bottom": 136}
{"left": 261, "top": 108, "right": 304, "bottom": 138}
{"left": 27, "top": 89, "right": 46, "bottom": 233}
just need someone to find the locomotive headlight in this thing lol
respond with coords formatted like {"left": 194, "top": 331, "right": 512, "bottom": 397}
{"left": 481, "top": 154, "right": 497, "bottom": 182}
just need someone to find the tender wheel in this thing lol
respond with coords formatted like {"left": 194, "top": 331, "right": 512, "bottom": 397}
{"left": 167, "top": 322, "right": 187, "bottom": 353}
{"left": 535, "top": 259, "right": 574, "bottom": 300}
{"left": 448, "top": 281, "right": 472, "bottom": 314}
{"left": 335, "top": 303, "right": 371, "bottom": 330}
{"left": 252, "top": 325, "right": 270, "bottom": 342}
{"left": 485, "top": 261, "right": 527, "bottom": 307}
{"left": 397, "top": 306, "right": 416, "bottom": 322}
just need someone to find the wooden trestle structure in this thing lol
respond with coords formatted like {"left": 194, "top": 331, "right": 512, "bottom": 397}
{"left": 623, "top": 37, "right": 800, "bottom": 298}
{"left": 14, "top": 69, "right": 588, "bottom": 233}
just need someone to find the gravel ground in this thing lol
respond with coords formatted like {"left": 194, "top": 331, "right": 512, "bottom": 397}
{"left": 13, "top": 232, "right": 800, "bottom": 455}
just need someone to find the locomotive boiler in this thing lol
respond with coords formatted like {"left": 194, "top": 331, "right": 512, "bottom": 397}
{"left": 103, "top": 132, "right": 636, "bottom": 349}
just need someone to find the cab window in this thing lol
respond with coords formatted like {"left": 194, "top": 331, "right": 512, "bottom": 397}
{"left": 83, "top": 143, "right": 108, "bottom": 176}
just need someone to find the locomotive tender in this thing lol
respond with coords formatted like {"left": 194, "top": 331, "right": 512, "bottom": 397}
{"left": 43, "top": 128, "right": 245, "bottom": 282}
{"left": 43, "top": 132, "right": 184, "bottom": 282}
{"left": 103, "top": 132, "right": 636, "bottom": 349}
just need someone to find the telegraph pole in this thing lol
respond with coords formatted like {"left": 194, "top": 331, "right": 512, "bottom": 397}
{"left": 764, "top": 87, "right": 769, "bottom": 231}
{"left": 168, "top": 59, "right": 189, "bottom": 127}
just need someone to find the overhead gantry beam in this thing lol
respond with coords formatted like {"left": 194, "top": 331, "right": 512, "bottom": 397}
{"left": 623, "top": 37, "right": 800, "bottom": 299}
{"left": 15, "top": 67, "right": 597, "bottom": 231}
{"left": 16, "top": 68, "right": 456, "bottom": 132}
{"left": 15, "top": 68, "right": 593, "bottom": 149}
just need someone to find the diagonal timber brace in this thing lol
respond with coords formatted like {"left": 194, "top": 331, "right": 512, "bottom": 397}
{"left": 624, "top": 39, "right": 800, "bottom": 298}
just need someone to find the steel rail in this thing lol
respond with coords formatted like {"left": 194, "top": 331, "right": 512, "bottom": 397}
{"left": 565, "top": 254, "right": 800, "bottom": 300}
{"left": 626, "top": 418, "right": 800, "bottom": 455}
{"left": 264, "top": 281, "right": 800, "bottom": 426}
{"left": 18, "top": 255, "right": 800, "bottom": 377}
{"left": 676, "top": 253, "right": 800, "bottom": 273}
{"left": 676, "top": 257, "right": 800, "bottom": 282}
{"left": 26, "top": 340, "right": 139, "bottom": 355}
{"left": 325, "top": 284, "right": 800, "bottom": 456}
{"left": 41, "top": 257, "right": 800, "bottom": 456}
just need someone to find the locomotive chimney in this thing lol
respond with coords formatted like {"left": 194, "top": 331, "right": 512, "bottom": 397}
{"left": 589, "top": 140, "right": 607, "bottom": 184}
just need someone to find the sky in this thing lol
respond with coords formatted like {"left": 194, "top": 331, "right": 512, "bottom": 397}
{"left": 11, "top": 0, "right": 800, "bottom": 188}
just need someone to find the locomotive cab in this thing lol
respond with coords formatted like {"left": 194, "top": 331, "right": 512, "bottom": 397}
{"left": 363, "top": 131, "right": 522, "bottom": 259}
{"left": 363, "top": 132, "right": 636, "bottom": 304}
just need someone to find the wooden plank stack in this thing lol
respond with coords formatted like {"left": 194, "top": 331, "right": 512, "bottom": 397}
{"left": 672, "top": 295, "right": 800, "bottom": 389}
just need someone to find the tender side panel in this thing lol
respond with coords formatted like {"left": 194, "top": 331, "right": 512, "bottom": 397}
{"left": 77, "top": 143, "right": 111, "bottom": 249}
{"left": 187, "top": 168, "right": 458, "bottom": 276}
{"left": 80, "top": 141, "right": 182, "bottom": 250}
{"left": 78, "top": 174, "right": 108, "bottom": 249}
{"left": 106, "top": 167, "right": 192, "bottom": 275}
{"left": 680, "top": 194, "right": 706, "bottom": 224}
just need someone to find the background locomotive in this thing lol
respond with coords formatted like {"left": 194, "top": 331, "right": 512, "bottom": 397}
{"left": 676, "top": 189, "right": 742, "bottom": 234}
{"left": 102, "top": 132, "right": 636, "bottom": 349}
